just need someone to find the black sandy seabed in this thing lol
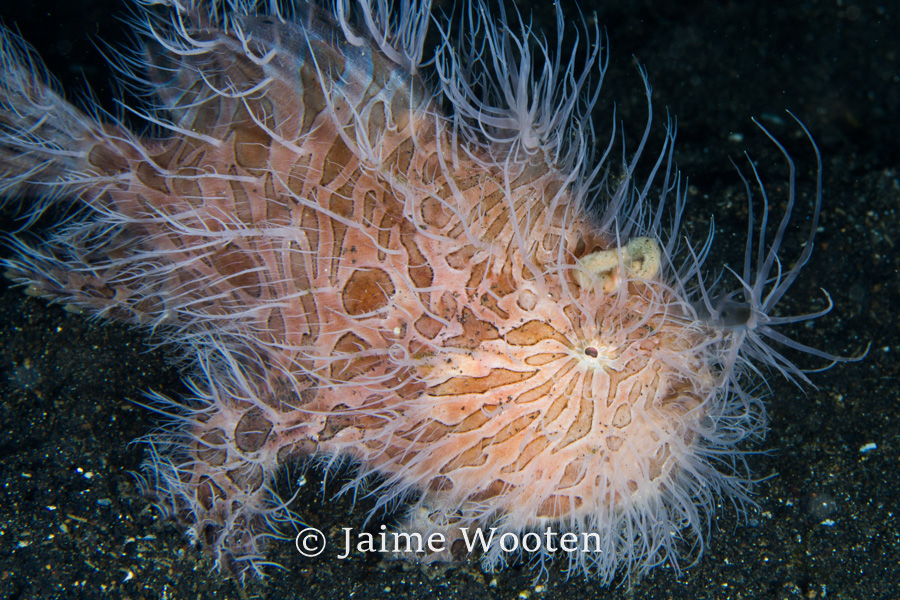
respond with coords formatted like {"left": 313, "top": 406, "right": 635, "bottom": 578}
{"left": 0, "top": 1, "right": 897, "bottom": 598}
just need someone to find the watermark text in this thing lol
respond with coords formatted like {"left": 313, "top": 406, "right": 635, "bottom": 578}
{"left": 295, "top": 525, "right": 604, "bottom": 559}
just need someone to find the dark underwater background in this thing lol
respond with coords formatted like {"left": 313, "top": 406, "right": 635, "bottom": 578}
{"left": 0, "top": 0, "right": 896, "bottom": 598}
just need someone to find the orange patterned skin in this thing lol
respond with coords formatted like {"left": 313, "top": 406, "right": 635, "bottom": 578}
{"left": 0, "top": 0, "right": 853, "bottom": 584}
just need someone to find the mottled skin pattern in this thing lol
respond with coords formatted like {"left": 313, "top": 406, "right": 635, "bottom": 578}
{"left": 1, "top": 1, "right": 747, "bottom": 582}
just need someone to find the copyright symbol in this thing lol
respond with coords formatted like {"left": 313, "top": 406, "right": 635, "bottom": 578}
{"left": 295, "top": 527, "right": 327, "bottom": 557}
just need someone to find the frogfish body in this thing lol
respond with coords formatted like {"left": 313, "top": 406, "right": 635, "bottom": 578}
{"left": 0, "top": 0, "right": 848, "bottom": 583}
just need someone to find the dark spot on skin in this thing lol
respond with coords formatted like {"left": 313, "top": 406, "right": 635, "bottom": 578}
{"left": 718, "top": 302, "right": 753, "bottom": 328}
